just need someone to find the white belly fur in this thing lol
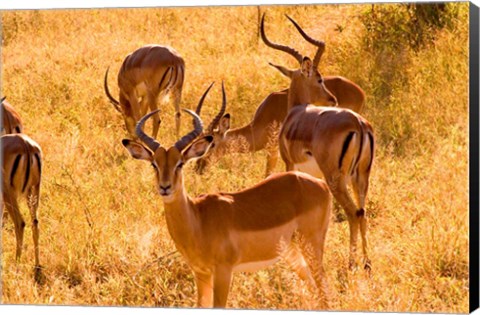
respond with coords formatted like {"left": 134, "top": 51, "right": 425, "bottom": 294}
{"left": 233, "top": 258, "right": 280, "bottom": 273}
{"left": 294, "top": 156, "right": 324, "bottom": 178}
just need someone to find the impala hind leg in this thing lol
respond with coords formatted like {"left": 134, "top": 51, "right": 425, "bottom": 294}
{"left": 194, "top": 271, "right": 214, "bottom": 308}
{"left": 27, "top": 185, "right": 40, "bottom": 268}
{"left": 4, "top": 194, "right": 25, "bottom": 262}
{"left": 351, "top": 171, "right": 372, "bottom": 271}
{"left": 28, "top": 184, "right": 44, "bottom": 284}
{"left": 327, "top": 175, "right": 362, "bottom": 270}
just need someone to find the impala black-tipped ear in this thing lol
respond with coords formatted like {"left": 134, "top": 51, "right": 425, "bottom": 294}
{"left": 218, "top": 114, "right": 230, "bottom": 134}
{"left": 122, "top": 139, "right": 153, "bottom": 161}
{"left": 300, "top": 57, "right": 313, "bottom": 78}
{"left": 183, "top": 136, "right": 214, "bottom": 161}
{"left": 269, "top": 62, "right": 294, "bottom": 78}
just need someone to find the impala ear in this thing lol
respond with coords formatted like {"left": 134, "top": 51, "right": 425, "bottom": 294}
{"left": 183, "top": 136, "right": 214, "bottom": 162}
{"left": 122, "top": 139, "right": 153, "bottom": 161}
{"left": 301, "top": 57, "right": 313, "bottom": 77}
{"left": 269, "top": 62, "right": 294, "bottom": 78}
{"left": 218, "top": 114, "right": 230, "bottom": 134}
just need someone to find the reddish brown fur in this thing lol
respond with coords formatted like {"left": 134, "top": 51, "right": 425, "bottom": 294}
{"left": 111, "top": 45, "right": 185, "bottom": 138}
{"left": 123, "top": 117, "right": 332, "bottom": 308}
{"left": 198, "top": 76, "right": 365, "bottom": 176}
{"left": 278, "top": 63, "right": 375, "bottom": 271}
{"left": 1, "top": 134, "right": 42, "bottom": 269}
{"left": 2, "top": 100, "right": 24, "bottom": 135}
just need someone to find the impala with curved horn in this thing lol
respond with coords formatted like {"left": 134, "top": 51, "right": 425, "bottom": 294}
{"left": 1, "top": 133, "right": 42, "bottom": 278}
{"left": 104, "top": 44, "right": 185, "bottom": 138}
{"left": 261, "top": 13, "right": 375, "bottom": 271}
{"left": 194, "top": 15, "right": 365, "bottom": 176}
{"left": 194, "top": 74, "right": 365, "bottom": 176}
{"left": 1, "top": 96, "right": 24, "bottom": 135}
{"left": 123, "top": 83, "right": 332, "bottom": 308}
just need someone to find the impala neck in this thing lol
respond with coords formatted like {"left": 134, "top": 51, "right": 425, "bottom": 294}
{"left": 287, "top": 81, "right": 308, "bottom": 110}
{"left": 162, "top": 180, "right": 199, "bottom": 250}
{"left": 223, "top": 125, "right": 254, "bottom": 153}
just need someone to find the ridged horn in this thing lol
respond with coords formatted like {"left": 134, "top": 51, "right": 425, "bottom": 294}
{"left": 285, "top": 14, "right": 325, "bottom": 68}
{"left": 260, "top": 13, "right": 303, "bottom": 64}
{"left": 195, "top": 82, "right": 215, "bottom": 115}
{"left": 135, "top": 110, "right": 161, "bottom": 152}
{"left": 104, "top": 67, "right": 121, "bottom": 113}
{"left": 174, "top": 109, "right": 204, "bottom": 152}
{"left": 206, "top": 81, "right": 227, "bottom": 134}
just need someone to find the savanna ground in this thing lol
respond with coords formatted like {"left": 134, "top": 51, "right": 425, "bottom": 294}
{"left": 0, "top": 3, "right": 470, "bottom": 313}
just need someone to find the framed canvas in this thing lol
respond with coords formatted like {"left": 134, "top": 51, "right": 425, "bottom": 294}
{"left": 0, "top": 0, "right": 478, "bottom": 314}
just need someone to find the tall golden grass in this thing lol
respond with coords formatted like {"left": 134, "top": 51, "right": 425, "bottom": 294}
{"left": 1, "top": 3, "right": 469, "bottom": 312}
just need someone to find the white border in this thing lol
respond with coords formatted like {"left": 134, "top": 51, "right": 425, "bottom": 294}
{"left": 0, "top": 1, "right": 478, "bottom": 315}
{"left": 0, "top": 0, "right": 475, "bottom": 10}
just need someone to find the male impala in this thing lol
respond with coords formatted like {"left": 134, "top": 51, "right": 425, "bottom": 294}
{"left": 1, "top": 133, "right": 42, "bottom": 277}
{"left": 261, "top": 14, "right": 375, "bottom": 270}
{"left": 1, "top": 96, "right": 24, "bottom": 135}
{"left": 123, "top": 84, "right": 332, "bottom": 308}
{"left": 104, "top": 44, "right": 185, "bottom": 138}
{"left": 195, "top": 75, "right": 365, "bottom": 176}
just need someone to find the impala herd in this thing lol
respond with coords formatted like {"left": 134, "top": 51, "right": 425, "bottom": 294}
{"left": 1, "top": 13, "right": 375, "bottom": 309}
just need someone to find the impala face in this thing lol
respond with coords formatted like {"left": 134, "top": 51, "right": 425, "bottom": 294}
{"left": 270, "top": 59, "right": 337, "bottom": 107}
{"left": 122, "top": 137, "right": 213, "bottom": 203}
{"left": 206, "top": 113, "right": 230, "bottom": 152}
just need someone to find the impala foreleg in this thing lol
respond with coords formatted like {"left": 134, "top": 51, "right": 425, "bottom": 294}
{"left": 265, "top": 147, "right": 279, "bottom": 177}
{"left": 213, "top": 265, "right": 233, "bottom": 308}
{"left": 147, "top": 92, "right": 161, "bottom": 139}
{"left": 194, "top": 158, "right": 208, "bottom": 175}
{"left": 298, "top": 233, "right": 329, "bottom": 308}
{"left": 284, "top": 243, "right": 316, "bottom": 288}
{"left": 173, "top": 87, "right": 182, "bottom": 137}
{"left": 194, "top": 271, "right": 214, "bottom": 308}
{"left": 119, "top": 94, "right": 138, "bottom": 138}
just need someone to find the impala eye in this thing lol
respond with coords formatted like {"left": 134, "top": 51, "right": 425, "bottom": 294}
{"left": 318, "top": 78, "right": 323, "bottom": 84}
{"left": 176, "top": 162, "right": 184, "bottom": 169}
{"left": 151, "top": 163, "right": 158, "bottom": 170}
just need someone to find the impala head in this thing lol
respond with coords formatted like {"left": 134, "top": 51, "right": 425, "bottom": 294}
{"left": 192, "top": 82, "right": 231, "bottom": 174}
{"left": 195, "top": 82, "right": 230, "bottom": 174}
{"left": 197, "top": 82, "right": 230, "bottom": 147}
{"left": 260, "top": 13, "right": 337, "bottom": 107}
{"left": 122, "top": 95, "right": 214, "bottom": 202}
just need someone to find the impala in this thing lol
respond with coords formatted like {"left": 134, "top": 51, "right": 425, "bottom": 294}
{"left": 1, "top": 133, "right": 42, "bottom": 275}
{"left": 261, "top": 13, "right": 375, "bottom": 270}
{"left": 194, "top": 74, "right": 365, "bottom": 176}
{"left": 104, "top": 44, "right": 185, "bottom": 138}
{"left": 1, "top": 96, "right": 24, "bottom": 135}
{"left": 122, "top": 84, "right": 332, "bottom": 308}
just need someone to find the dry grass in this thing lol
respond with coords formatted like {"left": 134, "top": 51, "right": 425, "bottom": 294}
{"left": 0, "top": 3, "right": 469, "bottom": 313}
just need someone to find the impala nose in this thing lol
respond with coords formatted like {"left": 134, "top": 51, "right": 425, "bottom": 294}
{"left": 159, "top": 184, "right": 172, "bottom": 196}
